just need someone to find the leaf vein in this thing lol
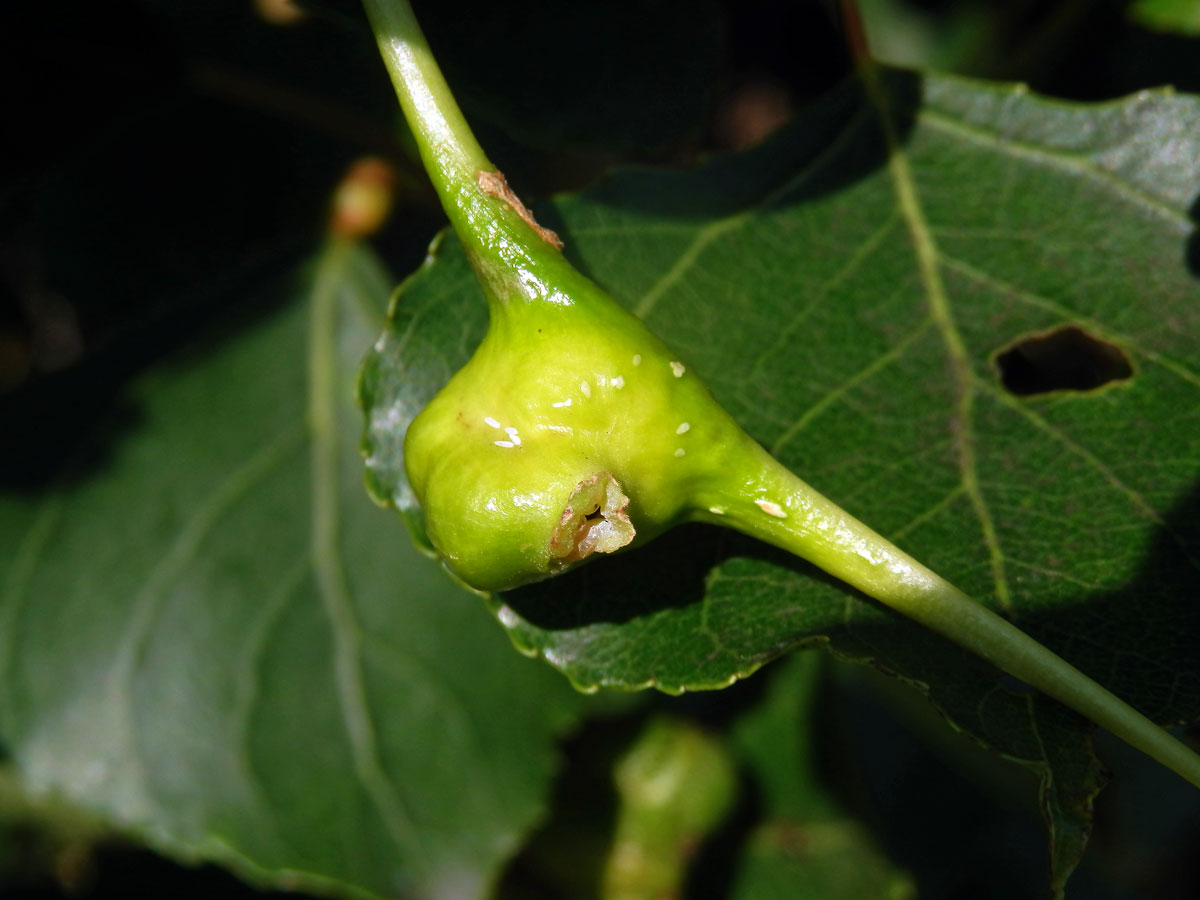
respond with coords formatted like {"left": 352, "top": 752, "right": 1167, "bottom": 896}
{"left": 0, "top": 494, "right": 68, "bottom": 725}
{"left": 309, "top": 241, "right": 422, "bottom": 861}
{"left": 744, "top": 212, "right": 900, "bottom": 390}
{"left": 1024, "top": 693, "right": 1051, "bottom": 768}
{"left": 362, "top": 633, "right": 513, "bottom": 818}
{"left": 233, "top": 557, "right": 310, "bottom": 856}
{"left": 770, "top": 317, "right": 933, "bottom": 457}
{"left": 873, "top": 80, "right": 1012, "bottom": 612}
{"left": 978, "top": 377, "right": 1200, "bottom": 573}
{"left": 112, "top": 426, "right": 308, "bottom": 817}
{"left": 1005, "top": 557, "right": 1105, "bottom": 592}
{"left": 941, "top": 255, "right": 1200, "bottom": 390}
{"left": 634, "top": 107, "right": 872, "bottom": 319}
{"left": 887, "top": 484, "right": 967, "bottom": 543}
{"left": 919, "top": 109, "right": 1193, "bottom": 229}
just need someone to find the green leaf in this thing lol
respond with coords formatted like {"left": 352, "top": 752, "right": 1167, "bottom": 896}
{"left": 727, "top": 654, "right": 914, "bottom": 900}
{"left": 0, "top": 241, "right": 584, "bottom": 899}
{"left": 361, "top": 70, "right": 1200, "bottom": 893}
{"left": 1129, "top": 0, "right": 1200, "bottom": 35}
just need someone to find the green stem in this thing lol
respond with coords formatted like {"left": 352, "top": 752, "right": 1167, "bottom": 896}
{"left": 362, "top": 0, "right": 489, "bottom": 207}
{"left": 364, "top": 0, "right": 560, "bottom": 282}
{"left": 604, "top": 718, "right": 736, "bottom": 900}
{"left": 699, "top": 452, "right": 1200, "bottom": 789}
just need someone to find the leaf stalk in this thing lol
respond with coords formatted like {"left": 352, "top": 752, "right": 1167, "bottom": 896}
{"left": 701, "top": 453, "right": 1200, "bottom": 789}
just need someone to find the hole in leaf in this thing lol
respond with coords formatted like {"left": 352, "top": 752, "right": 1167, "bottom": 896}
{"left": 996, "top": 326, "right": 1133, "bottom": 396}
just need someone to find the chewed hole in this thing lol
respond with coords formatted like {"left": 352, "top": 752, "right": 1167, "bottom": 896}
{"left": 548, "top": 473, "right": 635, "bottom": 566}
{"left": 996, "top": 325, "right": 1133, "bottom": 396}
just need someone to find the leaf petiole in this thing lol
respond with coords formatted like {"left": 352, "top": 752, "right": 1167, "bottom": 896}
{"left": 700, "top": 451, "right": 1200, "bottom": 789}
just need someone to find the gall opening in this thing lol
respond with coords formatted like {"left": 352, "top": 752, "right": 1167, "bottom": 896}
{"left": 996, "top": 326, "right": 1133, "bottom": 396}
{"left": 549, "top": 472, "right": 635, "bottom": 565}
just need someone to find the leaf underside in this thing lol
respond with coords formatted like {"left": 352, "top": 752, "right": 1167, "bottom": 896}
{"left": 360, "top": 70, "right": 1200, "bottom": 893}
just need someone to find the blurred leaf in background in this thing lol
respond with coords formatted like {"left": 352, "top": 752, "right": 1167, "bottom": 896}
{"left": 1129, "top": 0, "right": 1200, "bottom": 35}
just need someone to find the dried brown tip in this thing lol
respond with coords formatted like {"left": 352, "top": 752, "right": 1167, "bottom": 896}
{"left": 549, "top": 473, "right": 635, "bottom": 564}
{"left": 477, "top": 170, "right": 564, "bottom": 250}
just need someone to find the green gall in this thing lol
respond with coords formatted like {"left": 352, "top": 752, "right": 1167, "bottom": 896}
{"left": 403, "top": 228, "right": 759, "bottom": 591}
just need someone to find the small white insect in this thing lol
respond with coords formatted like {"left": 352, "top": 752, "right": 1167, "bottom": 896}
{"left": 755, "top": 499, "right": 787, "bottom": 518}
{"left": 670, "top": 361, "right": 685, "bottom": 378}
{"left": 676, "top": 422, "right": 690, "bottom": 434}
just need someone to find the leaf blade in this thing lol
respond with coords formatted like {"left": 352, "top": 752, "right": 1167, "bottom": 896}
{"left": 0, "top": 242, "right": 585, "bottom": 899}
